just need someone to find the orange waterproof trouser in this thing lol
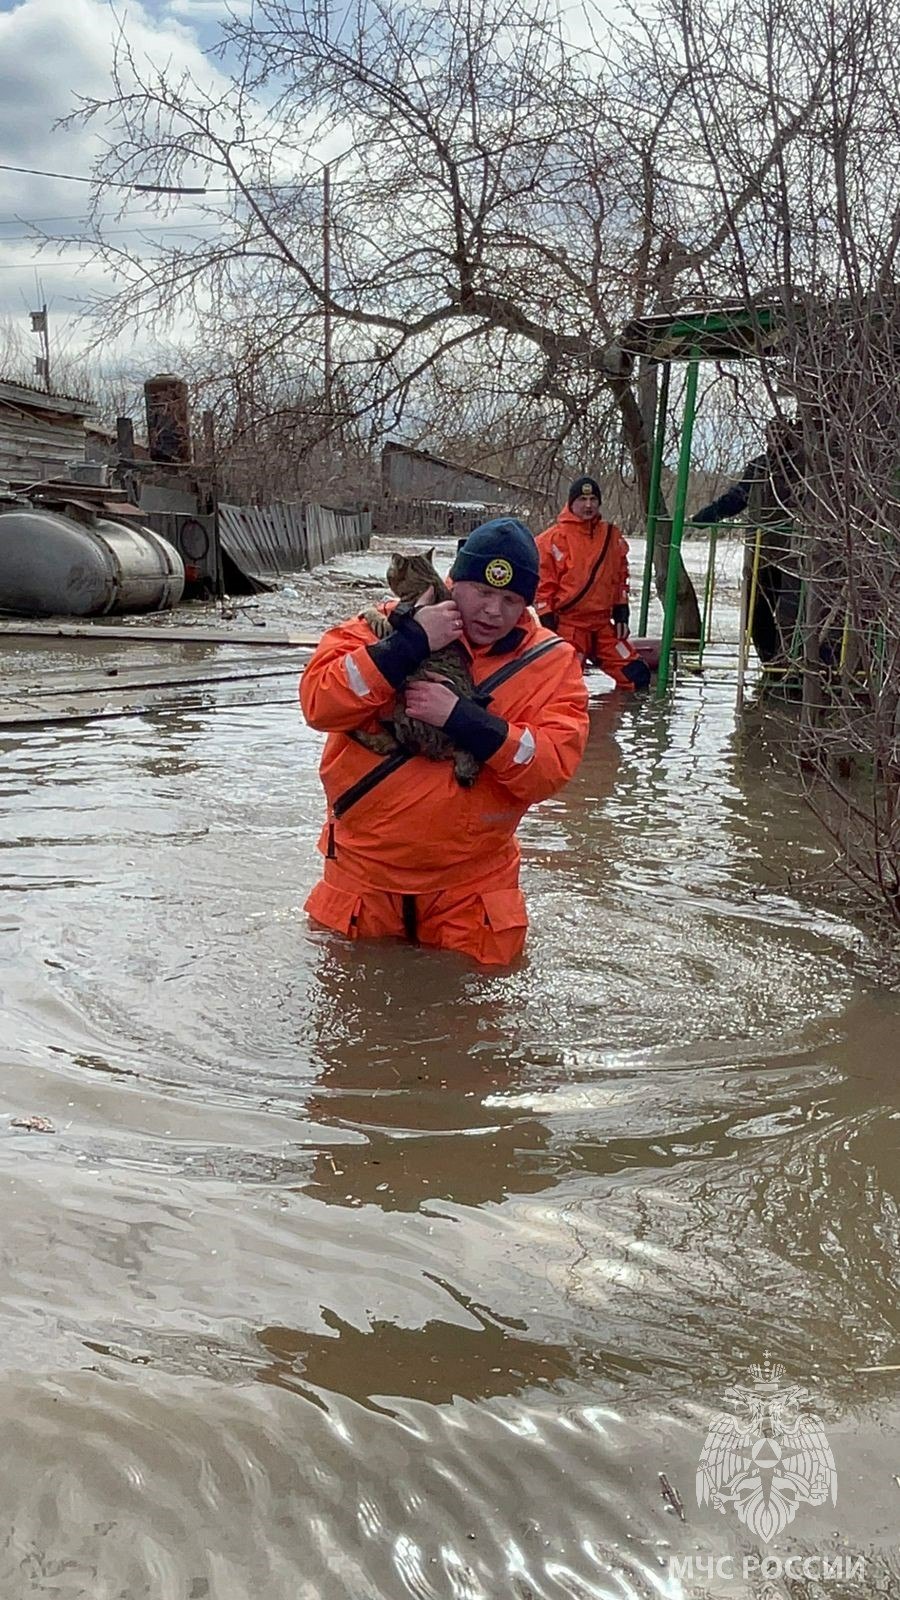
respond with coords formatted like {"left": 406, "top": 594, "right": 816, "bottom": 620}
{"left": 557, "top": 618, "right": 645, "bottom": 688}
{"left": 305, "top": 858, "right": 528, "bottom": 966}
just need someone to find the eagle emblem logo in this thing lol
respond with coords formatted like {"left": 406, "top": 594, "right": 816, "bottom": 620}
{"left": 697, "top": 1356, "right": 837, "bottom": 1543}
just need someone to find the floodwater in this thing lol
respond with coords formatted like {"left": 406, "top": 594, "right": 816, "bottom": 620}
{"left": 0, "top": 540, "right": 897, "bottom": 1599}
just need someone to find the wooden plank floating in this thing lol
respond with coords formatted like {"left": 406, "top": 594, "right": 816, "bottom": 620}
{"left": 0, "top": 669, "right": 303, "bottom": 729}
{"left": 11, "top": 663, "right": 302, "bottom": 700}
{"left": 0, "top": 620, "right": 319, "bottom": 647}
{"left": 0, "top": 622, "right": 320, "bottom": 727}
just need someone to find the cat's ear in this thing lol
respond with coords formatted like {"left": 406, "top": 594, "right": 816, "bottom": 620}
{"left": 425, "top": 547, "right": 435, "bottom": 561}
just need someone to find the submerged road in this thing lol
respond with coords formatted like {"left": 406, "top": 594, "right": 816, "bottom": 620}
{"left": 0, "top": 540, "right": 897, "bottom": 1598}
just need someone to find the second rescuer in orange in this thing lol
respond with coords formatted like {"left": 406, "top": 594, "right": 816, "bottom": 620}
{"left": 535, "top": 476, "right": 652, "bottom": 690}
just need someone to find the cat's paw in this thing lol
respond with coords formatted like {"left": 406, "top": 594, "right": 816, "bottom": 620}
{"left": 360, "top": 607, "right": 392, "bottom": 639}
{"left": 453, "top": 752, "right": 480, "bottom": 788}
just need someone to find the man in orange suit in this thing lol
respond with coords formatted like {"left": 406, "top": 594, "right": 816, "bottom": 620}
{"left": 300, "top": 519, "right": 589, "bottom": 966}
{"left": 535, "top": 476, "right": 651, "bottom": 689}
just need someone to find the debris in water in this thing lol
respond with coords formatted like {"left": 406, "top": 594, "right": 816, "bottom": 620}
{"left": 10, "top": 1115, "right": 55, "bottom": 1133}
{"left": 659, "top": 1472, "right": 685, "bottom": 1521}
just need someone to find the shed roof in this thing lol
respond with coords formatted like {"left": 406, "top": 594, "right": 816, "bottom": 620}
{"left": 0, "top": 377, "right": 95, "bottom": 418}
{"left": 382, "top": 441, "right": 545, "bottom": 503}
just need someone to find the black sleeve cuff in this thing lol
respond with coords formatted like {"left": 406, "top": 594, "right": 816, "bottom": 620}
{"left": 366, "top": 614, "right": 430, "bottom": 687}
{"left": 612, "top": 603, "right": 629, "bottom": 626}
{"left": 693, "top": 481, "right": 750, "bottom": 524}
{"left": 444, "top": 697, "right": 508, "bottom": 762}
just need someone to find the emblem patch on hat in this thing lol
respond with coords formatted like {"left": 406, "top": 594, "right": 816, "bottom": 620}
{"left": 484, "top": 557, "right": 514, "bottom": 587}
{"left": 580, "top": 482, "right": 595, "bottom": 495}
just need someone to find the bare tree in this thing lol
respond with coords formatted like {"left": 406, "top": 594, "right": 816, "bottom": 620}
{"left": 58, "top": 0, "right": 891, "bottom": 656}
{"left": 780, "top": 302, "right": 900, "bottom": 924}
{"left": 59, "top": 0, "right": 803, "bottom": 633}
{"left": 645, "top": 0, "right": 900, "bottom": 921}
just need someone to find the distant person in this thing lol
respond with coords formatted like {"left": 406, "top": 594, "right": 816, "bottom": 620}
{"left": 535, "top": 477, "right": 651, "bottom": 689}
{"left": 692, "top": 418, "right": 805, "bottom": 664}
{"left": 691, "top": 417, "right": 803, "bottom": 530}
{"left": 300, "top": 519, "right": 589, "bottom": 966}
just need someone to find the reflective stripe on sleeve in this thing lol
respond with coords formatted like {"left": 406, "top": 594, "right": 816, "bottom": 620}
{"left": 344, "top": 654, "right": 372, "bottom": 697}
{"left": 513, "top": 727, "right": 536, "bottom": 766}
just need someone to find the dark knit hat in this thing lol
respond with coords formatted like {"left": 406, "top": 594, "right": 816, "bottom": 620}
{"left": 450, "top": 517, "right": 539, "bottom": 605}
{"left": 567, "top": 475, "right": 602, "bottom": 509}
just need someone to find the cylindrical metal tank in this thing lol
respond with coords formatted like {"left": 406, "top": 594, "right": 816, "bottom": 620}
{"left": 0, "top": 509, "right": 184, "bottom": 616}
{"left": 144, "top": 373, "right": 192, "bottom": 463}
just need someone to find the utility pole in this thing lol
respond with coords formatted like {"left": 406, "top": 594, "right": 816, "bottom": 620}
{"left": 30, "top": 304, "right": 50, "bottom": 392}
{"left": 202, "top": 408, "right": 225, "bottom": 602}
{"left": 323, "top": 163, "right": 333, "bottom": 426}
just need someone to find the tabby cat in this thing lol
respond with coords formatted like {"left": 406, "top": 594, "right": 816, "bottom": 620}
{"left": 355, "top": 550, "right": 479, "bottom": 787}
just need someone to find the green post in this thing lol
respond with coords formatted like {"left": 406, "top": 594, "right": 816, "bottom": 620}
{"left": 639, "top": 361, "right": 671, "bottom": 636}
{"left": 656, "top": 350, "right": 699, "bottom": 696}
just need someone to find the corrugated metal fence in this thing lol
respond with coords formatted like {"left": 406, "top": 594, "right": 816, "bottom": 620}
{"left": 218, "top": 500, "right": 371, "bottom": 589}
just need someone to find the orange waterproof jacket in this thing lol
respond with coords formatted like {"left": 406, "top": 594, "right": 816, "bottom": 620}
{"left": 300, "top": 606, "right": 589, "bottom": 894}
{"left": 535, "top": 507, "right": 630, "bottom": 627}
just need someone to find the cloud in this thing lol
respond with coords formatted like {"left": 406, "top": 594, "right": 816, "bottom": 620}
{"left": 0, "top": 0, "right": 227, "bottom": 346}
{"left": 165, "top": 0, "right": 252, "bottom": 15}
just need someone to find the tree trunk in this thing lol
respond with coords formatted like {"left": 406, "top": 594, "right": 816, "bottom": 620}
{"left": 611, "top": 375, "right": 702, "bottom": 639}
{"left": 799, "top": 534, "right": 830, "bottom": 749}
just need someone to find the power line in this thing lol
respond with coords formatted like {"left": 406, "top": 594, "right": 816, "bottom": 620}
{"left": 0, "top": 161, "right": 206, "bottom": 194}
{"left": 0, "top": 213, "right": 95, "bottom": 225}
{"left": 0, "top": 221, "right": 226, "bottom": 241}
{"left": 0, "top": 212, "right": 213, "bottom": 227}
{"left": 0, "top": 158, "right": 350, "bottom": 196}
{"left": 0, "top": 260, "right": 115, "bottom": 270}
{"left": 0, "top": 163, "right": 104, "bottom": 187}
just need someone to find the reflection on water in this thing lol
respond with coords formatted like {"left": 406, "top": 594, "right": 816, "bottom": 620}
{"left": 0, "top": 584, "right": 898, "bottom": 1597}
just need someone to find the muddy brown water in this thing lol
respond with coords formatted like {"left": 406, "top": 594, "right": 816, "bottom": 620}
{"left": 0, "top": 542, "right": 897, "bottom": 1598}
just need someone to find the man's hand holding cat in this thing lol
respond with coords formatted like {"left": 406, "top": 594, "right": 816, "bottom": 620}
{"left": 402, "top": 676, "right": 459, "bottom": 728}
{"left": 412, "top": 587, "right": 465, "bottom": 650}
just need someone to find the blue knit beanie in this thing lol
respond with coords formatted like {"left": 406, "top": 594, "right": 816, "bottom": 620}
{"left": 450, "top": 517, "right": 539, "bottom": 605}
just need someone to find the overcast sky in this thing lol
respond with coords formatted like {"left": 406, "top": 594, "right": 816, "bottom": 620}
{"left": 0, "top": 0, "right": 243, "bottom": 376}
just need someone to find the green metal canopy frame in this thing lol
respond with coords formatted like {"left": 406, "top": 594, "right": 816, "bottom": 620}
{"left": 619, "top": 305, "right": 784, "bottom": 695}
